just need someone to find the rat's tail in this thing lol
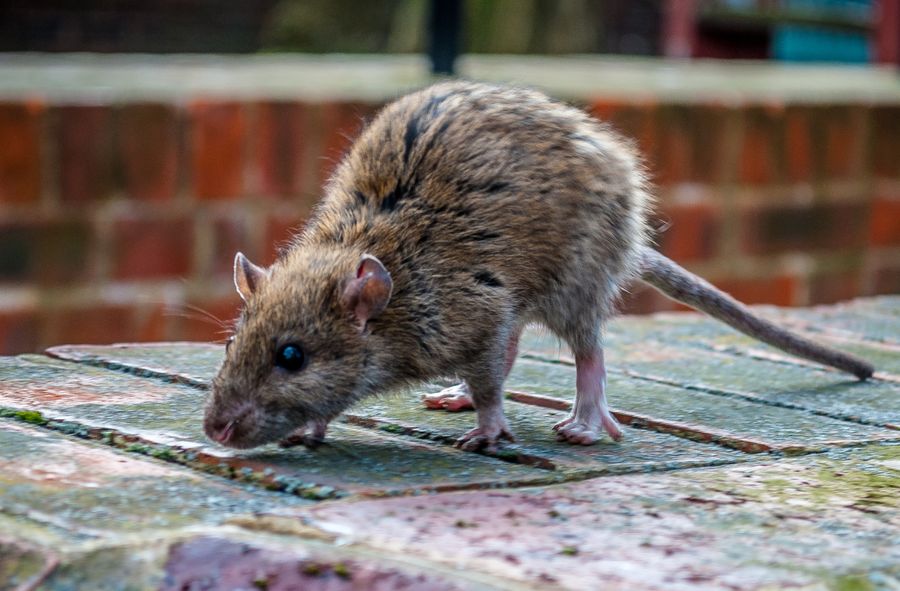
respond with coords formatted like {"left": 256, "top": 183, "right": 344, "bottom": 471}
{"left": 638, "top": 247, "right": 874, "bottom": 380}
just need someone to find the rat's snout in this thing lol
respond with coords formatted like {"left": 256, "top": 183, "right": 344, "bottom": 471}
{"left": 203, "top": 396, "right": 254, "bottom": 447}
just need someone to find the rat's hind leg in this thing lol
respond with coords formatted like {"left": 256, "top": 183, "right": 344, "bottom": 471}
{"left": 453, "top": 328, "right": 519, "bottom": 452}
{"left": 454, "top": 370, "right": 515, "bottom": 452}
{"left": 422, "top": 329, "right": 520, "bottom": 411}
{"left": 553, "top": 347, "right": 623, "bottom": 445}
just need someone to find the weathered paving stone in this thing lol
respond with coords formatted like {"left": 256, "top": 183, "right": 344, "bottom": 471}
{"left": 46, "top": 342, "right": 221, "bottom": 387}
{"left": 0, "top": 419, "right": 311, "bottom": 536}
{"left": 348, "top": 388, "right": 745, "bottom": 472}
{"left": 0, "top": 355, "right": 557, "bottom": 498}
{"left": 0, "top": 536, "right": 57, "bottom": 591}
{"left": 520, "top": 321, "right": 900, "bottom": 429}
{"left": 158, "top": 534, "right": 496, "bottom": 591}
{"left": 767, "top": 298, "right": 900, "bottom": 345}
{"left": 280, "top": 443, "right": 900, "bottom": 591}
{"left": 27, "top": 527, "right": 513, "bottom": 591}
{"left": 504, "top": 358, "right": 900, "bottom": 451}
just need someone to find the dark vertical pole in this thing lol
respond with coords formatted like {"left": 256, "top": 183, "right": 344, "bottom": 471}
{"left": 429, "top": 0, "right": 462, "bottom": 75}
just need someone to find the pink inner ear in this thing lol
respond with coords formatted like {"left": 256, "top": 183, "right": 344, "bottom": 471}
{"left": 343, "top": 255, "right": 392, "bottom": 329}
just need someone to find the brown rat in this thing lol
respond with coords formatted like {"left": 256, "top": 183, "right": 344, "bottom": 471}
{"left": 203, "top": 80, "right": 874, "bottom": 451}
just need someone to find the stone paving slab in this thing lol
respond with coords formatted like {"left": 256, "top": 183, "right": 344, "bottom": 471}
{"left": 2, "top": 298, "right": 898, "bottom": 590}
{"left": 505, "top": 359, "right": 900, "bottom": 452}
{"left": 347, "top": 387, "right": 745, "bottom": 472}
{"left": 0, "top": 356, "right": 561, "bottom": 500}
{"left": 0, "top": 419, "right": 311, "bottom": 538}
{"left": 269, "top": 442, "right": 900, "bottom": 591}
{"left": 520, "top": 318, "right": 900, "bottom": 428}
{"left": 46, "top": 342, "right": 221, "bottom": 388}
{"left": 45, "top": 325, "right": 900, "bottom": 455}
{"left": 24, "top": 527, "right": 516, "bottom": 591}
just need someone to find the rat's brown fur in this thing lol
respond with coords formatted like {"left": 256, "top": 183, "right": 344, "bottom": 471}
{"left": 204, "top": 80, "right": 873, "bottom": 450}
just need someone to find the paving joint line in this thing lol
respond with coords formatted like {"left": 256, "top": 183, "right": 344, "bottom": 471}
{"left": 42, "top": 349, "right": 209, "bottom": 390}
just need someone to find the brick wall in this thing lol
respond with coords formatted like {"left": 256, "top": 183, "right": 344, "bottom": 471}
{"left": 0, "top": 94, "right": 898, "bottom": 354}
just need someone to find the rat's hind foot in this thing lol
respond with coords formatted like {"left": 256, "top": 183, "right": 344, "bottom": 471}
{"left": 278, "top": 419, "right": 328, "bottom": 449}
{"left": 552, "top": 411, "right": 623, "bottom": 445}
{"left": 455, "top": 424, "right": 515, "bottom": 452}
{"left": 422, "top": 383, "right": 475, "bottom": 412}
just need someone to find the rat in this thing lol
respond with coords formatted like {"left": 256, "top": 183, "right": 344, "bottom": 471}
{"left": 203, "top": 80, "right": 874, "bottom": 451}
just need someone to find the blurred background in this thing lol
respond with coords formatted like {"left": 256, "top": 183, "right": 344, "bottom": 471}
{"left": 0, "top": 0, "right": 897, "bottom": 354}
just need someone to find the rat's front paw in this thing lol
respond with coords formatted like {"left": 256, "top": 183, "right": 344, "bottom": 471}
{"left": 455, "top": 424, "right": 515, "bottom": 452}
{"left": 422, "top": 383, "right": 475, "bottom": 412}
{"left": 278, "top": 419, "right": 328, "bottom": 449}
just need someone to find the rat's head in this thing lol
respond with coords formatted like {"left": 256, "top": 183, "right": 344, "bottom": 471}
{"left": 203, "top": 248, "right": 392, "bottom": 449}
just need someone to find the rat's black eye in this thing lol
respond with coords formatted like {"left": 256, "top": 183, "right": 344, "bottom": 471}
{"left": 275, "top": 343, "right": 306, "bottom": 372}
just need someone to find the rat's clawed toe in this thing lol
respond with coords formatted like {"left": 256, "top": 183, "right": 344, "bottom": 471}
{"left": 278, "top": 432, "right": 324, "bottom": 449}
{"left": 554, "top": 421, "right": 601, "bottom": 445}
{"left": 278, "top": 420, "right": 329, "bottom": 449}
{"left": 423, "top": 384, "right": 475, "bottom": 412}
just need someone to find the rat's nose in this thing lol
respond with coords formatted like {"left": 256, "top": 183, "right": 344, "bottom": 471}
{"left": 209, "top": 420, "right": 236, "bottom": 444}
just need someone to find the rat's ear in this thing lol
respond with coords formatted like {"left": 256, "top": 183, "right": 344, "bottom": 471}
{"left": 234, "top": 252, "right": 269, "bottom": 302}
{"left": 341, "top": 254, "right": 392, "bottom": 331}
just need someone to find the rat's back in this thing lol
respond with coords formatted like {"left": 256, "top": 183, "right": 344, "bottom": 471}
{"left": 300, "top": 81, "right": 651, "bottom": 334}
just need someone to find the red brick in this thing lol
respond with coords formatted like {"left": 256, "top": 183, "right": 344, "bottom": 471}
{"left": 653, "top": 102, "right": 732, "bottom": 186}
{"left": 317, "top": 101, "right": 379, "bottom": 187}
{"left": 0, "top": 220, "right": 93, "bottom": 284}
{"left": 111, "top": 217, "right": 193, "bottom": 279}
{"left": 709, "top": 274, "right": 799, "bottom": 307}
{"left": 871, "top": 105, "right": 900, "bottom": 179}
{"left": 740, "top": 202, "right": 869, "bottom": 256}
{"left": 0, "top": 101, "right": 43, "bottom": 204}
{"left": 211, "top": 215, "right": 256, "bottom": 278}
{"left": 179, "top": 296, "right": 241, "bottom": 342}
{"left": 133, "top": 304, "right": 171, "bottom": 342}
{"left": 739, "top": 105, "right": 784, "bottom": 185}
{"left": 617, "top": 283, "right": 679, "bottom": 315}
{"left": 871, "top": 262, "right": 900, "bottom": 296}
{"left": 57, "top": 104, "right": 115, "bottom": 204}
{"left": 119, "top": 103, "right": 179, "bottom": 201}
{"left": 189, "top": 101, "right": 246, "bottom": 199}
{"left": 263, "top": 213, "right": 306, "bottom": 265}
{"left": 654, "top": 201, "right": 721, "bottom": 262}
{"left": 870, "top": 195, "right": 900, "bottom": 247}
{"left": 45, "top": 305, "right": 136, "bottom": 347}
{"left": 251, "top": 101, "right": 309, "bottom": 198}
{"left": 784, "top": 105, "right": 813, "bottom": 183}
{"left": 815, "top": 105, "right": 865, "bottom": 182}
{"left": 0, "top": 308, "right": 40, "bottom": 354}
{"left": 589, "top": 99, "right": 658, "bottom": 165}
{"left": 809, "top": 270, "right": 862, "bottom": 305}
